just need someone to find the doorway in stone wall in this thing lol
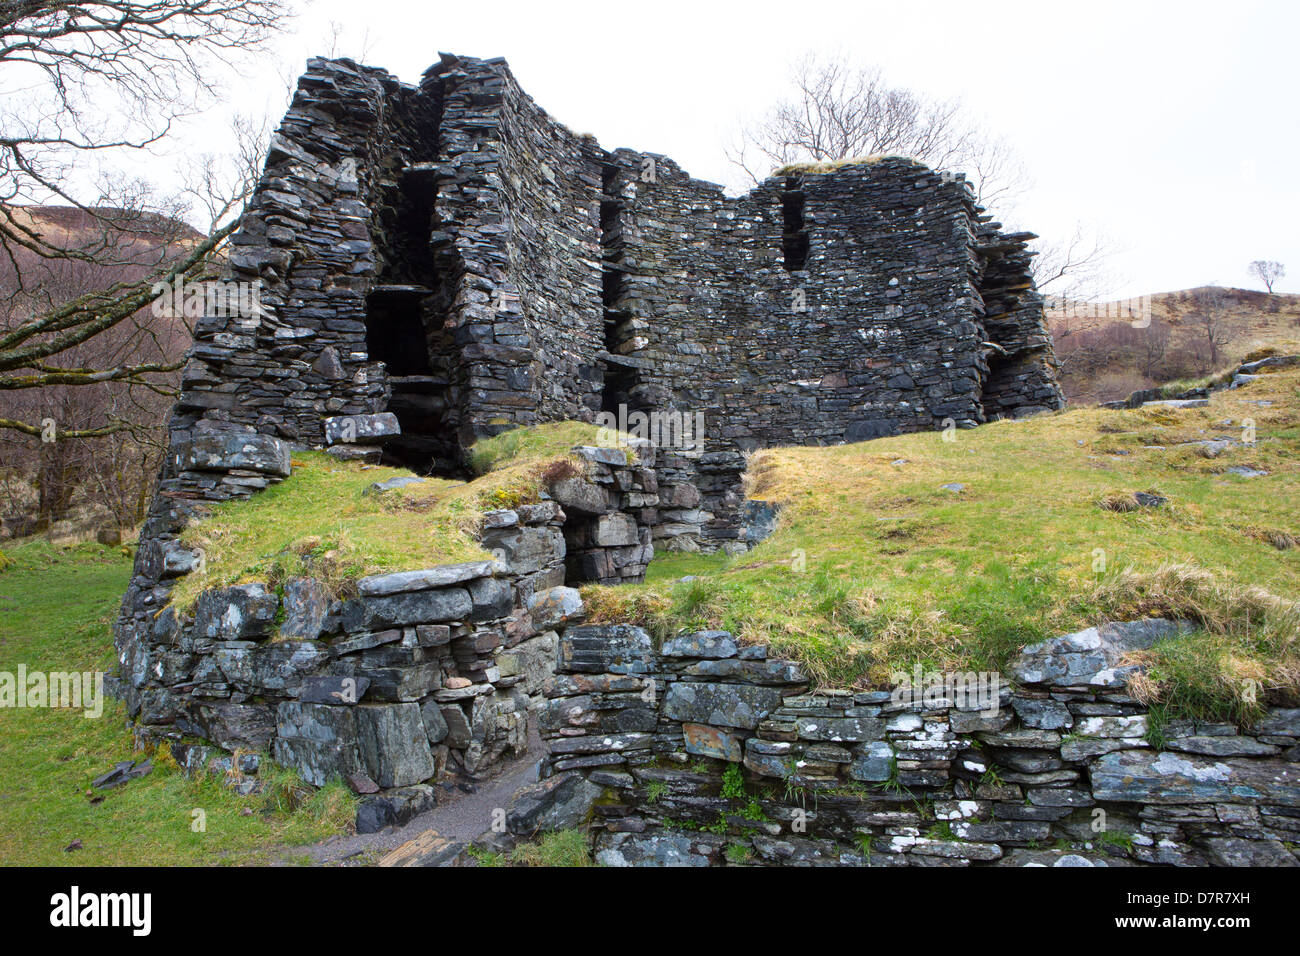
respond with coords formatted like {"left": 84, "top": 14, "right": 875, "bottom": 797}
{"left": 366, "top": 163, "right": 462, "bottom": 477}
{"left": 365, "top": 285, "right": 458, "bottom": 475}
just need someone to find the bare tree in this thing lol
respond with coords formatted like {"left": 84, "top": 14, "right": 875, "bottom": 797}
{"left": 1137, "top": 318, "right": 1171, "bottom": 379}
{"left": 0, "top": 0, "right": 285, "bottom": 442}
{"left": 1248, "top": 260, "right": 1286, "bottom": 294}
{"left": 1188, "top": 285, "right": 1238, "bottom": 370}
{"left": 729, "top": 53, "right": 1028, "bottom": 207}
{"left": 0, "top": 214, "right": 192, "bottom": 528}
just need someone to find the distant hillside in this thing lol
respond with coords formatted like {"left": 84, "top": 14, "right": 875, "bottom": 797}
{"left": 4, "top": 204, "right": 204, "bottom": 248}
{"left": 1047, "top": 287, "right": 1300, "bottom": 404}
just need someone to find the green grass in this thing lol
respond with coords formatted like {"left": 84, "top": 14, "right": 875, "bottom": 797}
{"left": 0, "top": 540, "right": 354, "bottom": 865}
{"left": 585, "top": 368, "right": 1300, "bottom": 721}
{"left": 467, "top": 420, "right": 614, "bottom": 475}
{"left": 174, "top": 422, "right": 616, "bottom": 611}
{"left": 173, "top": 451, "right": 483, "bottom": 609}
{"left": 644, "top": 550, "right": 732, "bottom": 583}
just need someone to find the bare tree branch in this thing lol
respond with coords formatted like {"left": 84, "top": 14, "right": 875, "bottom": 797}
{"left": 728, "top": 52, "right": 1029, "bottom": 207}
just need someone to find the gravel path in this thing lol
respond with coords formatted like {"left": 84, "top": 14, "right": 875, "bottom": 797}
{"left": 281, "top": 734, "right": 543, "bottom": 866}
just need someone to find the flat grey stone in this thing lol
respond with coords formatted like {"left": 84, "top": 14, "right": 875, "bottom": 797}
{"left": 364, "top": 475, "right": 426, "bottom": 495}
{"left": 299, "top": 675, "right": 370, "bottom": 705}
{"left": 1164, "top": 735, "right": 1278, "bottom": 757}
{"left": 1141, "top": 398, "right": 1208, "bottom": 408}
{"left": 662, "top": 681, "right": 782, "bottom": 730}
{"left": 176, "top": 426, "right": 291, "bottom": 477}
{"left": 323, "top": 412, "right": 400, "bottom": 445}
{"left": 280, "top": 576, "right": 329, "bottom": 639}
{"left": 358, "top": 561, "right": 504, "bottom": 595}
{"left": 682, "top": 723, "right": 745, "bottom": 761}
{"left": 354, "top": 703, "right": 436, "bottom": 788}
{"left": 661, "top": 630, "right": 738, "bottom": 659}
{"left": 192, "top": 584, "right": 279, "bottom": 641}
{"left": 528, "top": 586, "right": 584, "bottom": 630}
{"left": 273, "top": 701, "right": 362, "bottom": 786}
{"left": 506, "top": 771, "right": 603, "bottom": 834}
{"left": 1012, "top": 618, "right": 1189, "bottom": 688}
{"left": 1090, "top": 749, "right": 1300, "bottom": 804}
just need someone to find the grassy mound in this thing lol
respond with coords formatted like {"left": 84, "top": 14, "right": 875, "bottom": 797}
{"left": 172, "top": 421, "right": 610, "bottom": 610}
{"left": 586, "top": 366, "right": 1300, "bottom": 723}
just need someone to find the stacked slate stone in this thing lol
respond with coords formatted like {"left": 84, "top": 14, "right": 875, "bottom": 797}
{"left": 973, "top": 221, "right": 1067, "bottom": 419}
{"left": 545, "top": 444, "right": 657, "bottom": 584}
{"left": 536, "top": 616, "right": 1300, "bottom": 867}
{"left": 592, "top": 153, "right": 1066, "bottom": 548}
{"left": 419, "top": 54, "right": 606, "bottom": 447}
{"left": 187, "top": 58, "right": 404, "bottom": 446}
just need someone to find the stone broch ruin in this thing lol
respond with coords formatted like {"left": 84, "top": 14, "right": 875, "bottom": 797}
{"left": 166, "top": 51, "right": 1064, "bottom": 547}
{"left": 112, "top": 55, "right": 1300, "bottom": 866}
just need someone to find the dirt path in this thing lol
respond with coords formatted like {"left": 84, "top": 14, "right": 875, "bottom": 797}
{"left": 279, "top": 739, "right": 543, "bottom": 866}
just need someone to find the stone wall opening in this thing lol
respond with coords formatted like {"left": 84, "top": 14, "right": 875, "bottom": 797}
{"left": 365, "top": 287, "right": 458, "bottom": 475}
{"left": 979, "top": 350, "right": 1009, "bottom": 421}
{"left": 365, "top": 287, "right": 432, "bottom": 376}
{"left": 781, "top": 178, "right": 810, "bottom": 272}
{"left": 367, "top": 164, "right": 461, "bottom": 476}
{"left": 599, "top": 162, "right": 640, "bottom": 416}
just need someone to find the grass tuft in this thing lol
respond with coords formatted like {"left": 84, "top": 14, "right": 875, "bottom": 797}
{"left": 507, "top": 828, "right": 594, "bottom": 867}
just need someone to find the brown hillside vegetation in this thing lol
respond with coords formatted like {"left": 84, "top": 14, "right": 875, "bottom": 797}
{"left": 0, "top": 205, "right": 203, "bottom": 539}
{"left": 1048, "top": 287, "right": 1300, "bottom": 404}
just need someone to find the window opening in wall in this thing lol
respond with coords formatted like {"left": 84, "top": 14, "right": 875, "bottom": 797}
{"left": 600, "top": 162, "right": 639, "bottom": 414}
{"left": 781, "top": 177, "right": 810, "bottom": 272}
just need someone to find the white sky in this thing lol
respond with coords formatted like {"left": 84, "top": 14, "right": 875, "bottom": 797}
{"left": 165, "top": 0, "right": 1299, "bottom": 298}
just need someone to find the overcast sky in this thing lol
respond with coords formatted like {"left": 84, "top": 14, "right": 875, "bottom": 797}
{"left": 175, "top": 0, "right": 1298, "bottom": 299}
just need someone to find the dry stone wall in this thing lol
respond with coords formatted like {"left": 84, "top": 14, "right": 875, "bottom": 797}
{"left": 113, "top": 440, "right": 656, "bottom": 830}
{"left": 532, "top": 618, "right": 1300, "bottom": 867}
{"left": 596, "top": 152, "right": 1064, "bottom": 545}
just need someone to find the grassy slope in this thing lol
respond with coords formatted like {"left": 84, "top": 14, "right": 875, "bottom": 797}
{"left": 587, "top": 366, "right": 1300, "bottom": 723}
{"left": 0, "top": 541, "right": 352, "bottom": 865}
